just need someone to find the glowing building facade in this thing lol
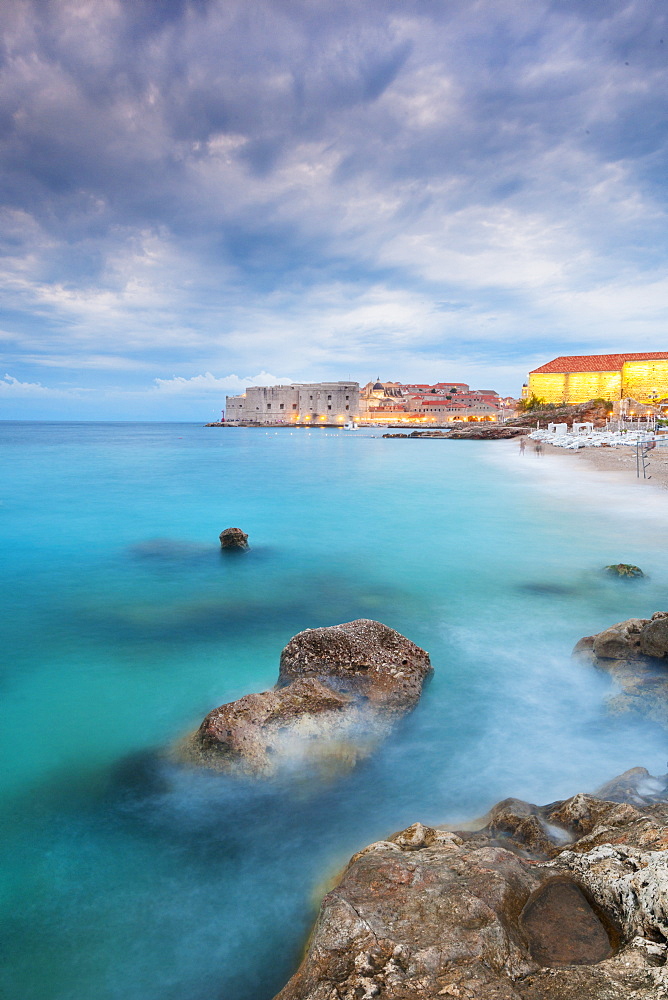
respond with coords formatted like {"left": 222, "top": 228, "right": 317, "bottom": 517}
{"left": 528, "top": 353, "right": 668, "bottom": 405}
{"left": 225, "top": 382, "right": 360, "bottom": 424}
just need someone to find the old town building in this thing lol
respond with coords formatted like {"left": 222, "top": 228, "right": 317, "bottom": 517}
{"left": 225, "top": 382, "right": 360, "bottom": 424}
{"left": 528, "top": 352, "right": 668, "bottom": 405}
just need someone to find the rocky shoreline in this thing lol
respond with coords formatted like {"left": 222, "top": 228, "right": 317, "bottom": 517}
{"left": 274, "top": 768, "right": 668, "bottom": 1000}
{"left": 574, "top": 612, "right": 668, "bottom": 727}
{"left": 383, "top": 426, "right": 525, "bottom": 440}
{"left": 261, "top": 610, "right": 667, "bottom": 999}
{"left": 174, "top": 608, "right": 668, "bottom": 998}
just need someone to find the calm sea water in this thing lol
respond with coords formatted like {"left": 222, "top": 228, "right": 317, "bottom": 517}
{"left": 1, "top": 421, "right": 666, "bottom": 1000}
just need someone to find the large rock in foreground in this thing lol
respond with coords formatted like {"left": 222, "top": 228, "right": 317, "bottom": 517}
{"left": 574, "top": 612, "right": 668, "bottom": 725}
{"left": 275, "top": 770, "right": 668, "bottom": 1000}
{"left": 278, "top": 619, "right": 433, "bottom": 715}
{"left": 178, "top": 620, "right": 432, "bottom": 777}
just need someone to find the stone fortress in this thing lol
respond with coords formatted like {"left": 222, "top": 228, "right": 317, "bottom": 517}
{"left": 225, "top": 382, "right": 360, "bottom": 425}
{"left": 224, "top": 378, "right": 514, "bottom": 425}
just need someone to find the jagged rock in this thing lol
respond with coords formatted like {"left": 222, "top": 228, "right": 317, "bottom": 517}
{"left": 219, "top": 526, "right": 249, "bottom": 550}
{"left": 382, "top": 427, "right": 525, "bottom": 440}
{"left": 445, "top": 426, "right": 525, "bottom": 440}
{"left": 274, "top": 776, "right": 668, "bottom": 1000}
{"left": 595, "top": 766, "right": 668, "bottom": 806}
{"left": 176, "top": 620, "right": 432, "bottom": 777}
{"left": 274, "top": 840, "right": 541, "bottom": 1000}
{"left": 574, "top": 613, "right": 668, "bottom": 726}
{"left": 189, "top": 678, "right": 354, "bottom": 775}
{"left": 278, "top": 619, "right": 432, "bottom": 716}
{"left": 484, "top": 798, "right": 560, "bottom": 859}
{"left": 508, "top": 399, "right": 612, "bottom": 430}
{"left": 592, "top": 618, "right": 645, "bottom": 660}
{"left": 640, "top": 614, "right": 668, "bottom": 658}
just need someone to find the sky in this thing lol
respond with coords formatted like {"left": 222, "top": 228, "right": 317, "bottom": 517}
{"left": 1, "top": 0, "right": 667, "bottom": 420}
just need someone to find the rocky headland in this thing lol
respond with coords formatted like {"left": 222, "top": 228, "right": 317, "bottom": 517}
{"left": 507, "top": 399, "right": 614, "bottom": 430}
{"left": 382, "top": 399, "right": 620, "bottom": 440}
{"left": 175, "top": 619, "right": 433, "bottom": 777}
{"left": 275, "top": 768, "right": 668, "bottom": 1000}
{"left": 383, "top": 427, "right": 525, "bottom": 440}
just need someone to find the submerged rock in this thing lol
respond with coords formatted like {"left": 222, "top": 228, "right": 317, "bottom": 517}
{"left": 219, "top": 527, "right": 249, "bottom": 550}
{"left": 574, "top": 612, "right": 668, "bottom": 725}
{"left": 274, "top": 775, "right": 668, "bottom": 1000}
{"left": 176, "top": 620, "right": 432, "bottom": 777}
{"left": 604, "top": 563, "right": 645, "bottom": 579}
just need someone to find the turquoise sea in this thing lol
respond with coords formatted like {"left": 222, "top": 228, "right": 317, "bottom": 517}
{"left": 1, "top": 421, "right": 666, "bottom": 1000}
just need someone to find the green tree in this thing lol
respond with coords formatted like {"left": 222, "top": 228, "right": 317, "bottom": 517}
{"left": 517, "top": 393, "right": 554, "bottom": 413}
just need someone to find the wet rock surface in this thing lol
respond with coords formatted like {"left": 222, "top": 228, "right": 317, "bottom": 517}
{"left": 574, "top": 612, "right": 668, "bottom": 725}
{"left": 520, "top": 879, "right": 613, "bottom": 967}
{"left": 177, "top": 619, "right": 432, "bottom": 776}
{"left": 274, "top": 769, "right": 668, "bottom": 1000}
{"left": 278, "top": 619, "right": 433, "bottom": 716}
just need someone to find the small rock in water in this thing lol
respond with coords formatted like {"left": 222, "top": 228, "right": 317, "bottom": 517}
{"left": 603, "top": 563, "right": 645, "bottom": 579}
{"left": 219, "top": 527, "right": 249, "bottom": 551}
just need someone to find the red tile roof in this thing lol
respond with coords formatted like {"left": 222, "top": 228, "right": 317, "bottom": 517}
{"left": 530, "top": 352, "right": 668, "bottom": 375}
{"left": 420, "top": 400, "right": 484, "bottom": 408}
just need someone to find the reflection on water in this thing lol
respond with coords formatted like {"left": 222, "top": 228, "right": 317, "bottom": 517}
{"left": 1, "top": 423, "right": 667, "bottom": 1000}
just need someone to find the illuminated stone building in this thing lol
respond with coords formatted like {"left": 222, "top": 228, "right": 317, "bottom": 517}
{"left": 360, "top": 379, "right": 502, "bottom": 422}
{"left": 528, "top": 352, "right": 668, "bottom": 405}
{"left": 225, "top": 382, "right": 360, "bottom": 424}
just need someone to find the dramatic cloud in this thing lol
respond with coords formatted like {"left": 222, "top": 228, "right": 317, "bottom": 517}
{"left": 1, "top": 0, "right": 667, "bottom": 416}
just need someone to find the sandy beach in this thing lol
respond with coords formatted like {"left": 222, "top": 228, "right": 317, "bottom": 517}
{"left": 535, "top": 438, "right": 668, "bottom": 490}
